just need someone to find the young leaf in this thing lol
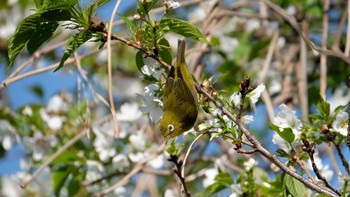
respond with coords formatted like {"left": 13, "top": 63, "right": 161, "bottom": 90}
{"left": 52, "top": 165, "right": 73, "bottom": 196}
{"left": 204, "top": 182, "right": 227, "bottom": 194}
{"left": 160, "top": 18, "right": 209, "bottom": 43}
{"left": 317, "top": 98, "right": 330, "bottom": 122}
{"left": 117, "top": 13, "right": 137, "bottom": 39}
{"left": 8, "top": 14, "right": 41, "bottom": 68}
{"left": 158, "top": 38, "right": 172, "bottom": 65}
{"left": 283, "top": 174, "right": 306, "bottom": 197}
{"left": 214, "top": 172, "right": 234, "bottom": 185}
{"left": 27, "top": 21, "right": 59, "bottom": 54}
{"left": 135, "top": 51, "right": 145, "bottom": 71}
{"left": 55, "top": 31, "right": 92, "bottom": 72}
{"left": 269, "top": 123, "right": 295, "bottom": 143}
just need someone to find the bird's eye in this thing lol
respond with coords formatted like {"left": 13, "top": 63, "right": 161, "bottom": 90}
{"left": 167, "top": 124, "right": 174, "bottom": 132}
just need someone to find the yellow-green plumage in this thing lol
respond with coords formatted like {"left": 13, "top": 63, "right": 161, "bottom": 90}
{"left": 160, "top": 39, "right": 198, "bottom": 138}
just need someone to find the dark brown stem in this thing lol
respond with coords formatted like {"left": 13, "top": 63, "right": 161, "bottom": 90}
{"left": 168, "top": 155, "right": 191, "bottom": 197}
{"left": 302, "top": 139, "right": 341, "bottom": 195}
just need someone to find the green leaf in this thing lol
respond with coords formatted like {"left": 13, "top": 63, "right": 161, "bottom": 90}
{"left": 135, "top": 51, "right": 145, "bottom": 71}
{"left": 52, "top": 165, "right": 73, "bottom": 196}
{"left": 204, "top": 182, "right": 227, "bottom": 194}
{"left": 166, "top": 140, "right": 182, "bottom": 157}
{"left": 158, "top": 38, "right": 172, "bottom": 65}
{"left": 269, "top": 123, "right": 295, "bottom": 143}
{"left": 37, "top": 0, "right": 78, "bottom": 11}
{"left": 27, "top": 21, "right": 59, "bottom": 54}
{"left": 215, "top": 172, "right": 234, "bottom": 185}
{"left": 8, "top": 14, "right": 41, "bottom": 68}
{"left": 160, "top": 18, "right": 209, "bottom": 43}
{"left": 117, "top": 13, "right": 137, "bottom": 39}
{"left": 283, "top": 174, "right": 306, "bottom": 197}
{"left": 317, "top": 98, "right": 330, "bottom": 122}
{"left": 55, "top": 31, "right": 92, "bottom": 72}
{"left": 40, "top": 9, "right": 71, "bottom": 21}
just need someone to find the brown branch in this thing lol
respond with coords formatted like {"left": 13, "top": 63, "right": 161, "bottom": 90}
{"left": 302, "top": 139, "right": 341, "bottom": 195}
{"left": 320, "top": 0, "right": 330, "bottom": 100}
{"left": 168, "top": 155, "right": 191, "bottom": 197}
{"left": 262, "top": 0, "right": 350, "bottom": 65}
{"left": 196, "top": 84, "right": 339, "bottom": 197}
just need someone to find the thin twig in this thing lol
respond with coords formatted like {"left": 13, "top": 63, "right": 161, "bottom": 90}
{"left": 106, "top": 0, "right": 122, "bottom": 137}
{"left": 181, "top": 134, "right": 205, "bottom": 177}
{"left": 320, "top": 0, "right": 330, "bottom": 100}
{"left": 345, "top": 0, "right": 350, "bottom": 56}
{"left": 196, "top": 84, "right": 338, "bottom": 197}
{"left": 93, "top": 149, "right": 162, "bottom": 197}
{"left": 20, "top": 130, "right": 87, "bottom": 188}
{"left": 262, "top": 0, "right": 350, "bottom": 65}
{"left": 302, "top": 139, "right": 341, "bottom": 195}
{"left": 297, "top": 21, "right": 309, "bottom": 122}
{"left": 0, "top": 44, "right": 116, "bottom": 89}
{"left": 168, "top": 155, "right": 191, "bottom": 197}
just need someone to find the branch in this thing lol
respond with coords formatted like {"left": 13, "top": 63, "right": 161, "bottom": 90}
{"left": 302, "top": 139, "right": 341, "bottom": 195}
{"left": 106, "top": 0, "right": 121, "bottom": 138}
{"left": 196, "top": 84, "right": 339, "bottom": 197}
{"left": 262, "top": 0, "right": 350, "bottom": 65}
{"left": 93, "top": 145, "right": 164, "bottom": 197}
{"left": 168, "top": 155, "right": 191, "bottom": 197}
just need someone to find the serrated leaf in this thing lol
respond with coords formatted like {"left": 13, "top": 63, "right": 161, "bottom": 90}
{"left": 269, "top": 123, "right": 295, "bottom": 143}
{"left": 135, "top": 50, "right": 145, "bottom": 71}
{"left": 160, "top": 18, "right": 209, "bottom": 43}
{"left": 55, "top": 31, "right": 92, "bottom": 72}
{"left": 40, "top": 9, "right": 71, "bottom": 21}
{"left": 8, "top": 13, "right": 41, "bottom": 68}
{"left": 158, "top": 38, "right": 172, "bottom": 65}
{"left": 283, "top": 174, "right": 306, "bottom": 197}
{"left": 27, "top": 21, "right": 59, "bottom": 54}
{"left": 117, "top": 13, "right": 136, "bottom": 39}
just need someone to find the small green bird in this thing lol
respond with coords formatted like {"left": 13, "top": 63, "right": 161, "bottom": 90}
{"left": 159, "top": 39, "right": 198, "bottom": 138}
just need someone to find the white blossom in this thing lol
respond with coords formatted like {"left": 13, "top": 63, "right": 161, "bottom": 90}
{"left": 230, "top": 92, "right": 241, "bottom": 107}
{"left": 138, "top": 84, "right": 163, "bottom": 123}
{"left": 40, "top": 109, "right": 64, "bottom": 131}
{"left": 22, "top": 106, "right": 33, "bottom": 116}
{"left": 243, "top": 158, "right": 258, "bottom": 171}
{"left": 332, "top": 111, "right": 348, "bottom": 136}
{"left": 148, "top": 154, "right": 165, "bottom": 169}
{"left": 273, "top": 104, "right": 302, "bottom": 139}
{"left": 247, "top": 83, "right": 265, "bottom": 106}
{"left": 141, "top": 64, "right": 165, "bottom": 80}
{"left": 165, "top": 0, "right": 181, "bottom": 10}
{"left": 202, "top": 168, "right": 218, "bottom": 187}
{"left": 304, "top": 152, "right": 333, "bottom": 182}
{"left": 23, "top": 131, "right": 58, "bottom": 161}
{"left": 229, "top": 184, "right": 242, "bottom": 197}
{"left": 93, "top": 122, "right": 117, "bottom": 162}
{"left": 129, "top": 132, "right": 146, "bottom": 151}
{"left": 242, "top": 115, "right": 254, "bottom": 124}
{"left": 85, "top": 160, "right": 104, "bottom": 182}
{"left": 47, "top": 94, "right": 68, "bottom": 113}
{"left": 117, "top": 102, "right": 142, "bottom": 122}
{"left": 112, "top": 154, "right": 130, "bottom": 172}
{"left": 245, "top": 19, "right": 260, "bottom": 33}
{"left": 164, "top": 189, "right": 176, "bottom": 197}
{"left": 0, "top": 120, "right": 18, "bottom": 150}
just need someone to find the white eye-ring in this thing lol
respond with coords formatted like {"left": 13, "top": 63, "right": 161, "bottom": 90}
{"left": 167, "top": 124, "right": 174, "bottom": 132}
